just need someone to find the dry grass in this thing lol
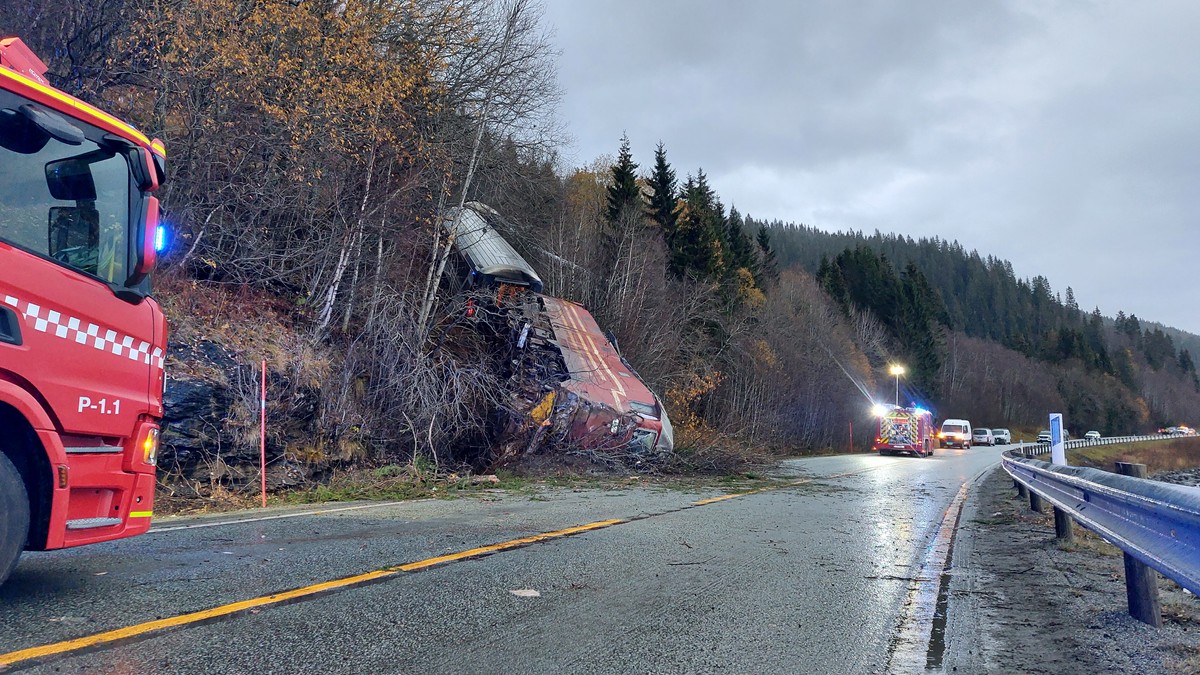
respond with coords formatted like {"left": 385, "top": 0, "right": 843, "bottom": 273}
{"left": 669, "top": 441, "right": 782, "bottom": 475}
{"left": 156, "top": 272, "right": 373, "bottom": 471}
{"left": 1163, "top": 600, "right": 1200, "bottom": 627}
{"left": 155, "top": 482, "right": 262, "bottom": 516}
{"left": 1068, "top": 436, "right": 1200, "bottom": 475}
{"left": 155, "top": 464, "right": 500, "bottom": 514}
{"left": 157, "top": 272, "right": 328, "bottom": 378}
{"left": 1165, "top": 644, "right": 1200, "bottom": 674}
{"left": 1056, "top": 532, "right": 1122, "bottom": 557}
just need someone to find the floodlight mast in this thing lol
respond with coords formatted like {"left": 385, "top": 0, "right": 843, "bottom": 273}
{"left": 888, "top": 364, "right": 906, "bottom": 406}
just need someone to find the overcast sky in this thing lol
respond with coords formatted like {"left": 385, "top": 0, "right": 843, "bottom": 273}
{"left": 540, "top": 0, "right": 1200, "bottom": 336}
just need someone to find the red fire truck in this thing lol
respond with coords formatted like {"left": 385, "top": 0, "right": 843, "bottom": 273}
{"left": 0, "top": 38, "right": 167, "bottom": 585}
{"left": 872, "top": 405, "right": 935, "bottom": 457}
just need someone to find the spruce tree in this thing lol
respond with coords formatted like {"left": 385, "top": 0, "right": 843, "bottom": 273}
{"left": 816, "top": 255, "right": 848, "bottom": 310}
{"left": 669, "top": 172, "right": 725, "bottom": 280}
{"left": 1180, "top": 348, "right": 1196, "bottom": 375}
{"left": 645, "top": 142, "right": 678, "bottom": 241}
{"left": 1125, "top": 314, "right": 1142, "bottom": 339}
{"left": 756, "top": 228, "right": 778, "bottom": 284}
{"left": 606, "top": 133, "right": 640, "bottom": 223}
{"left": 724, "top": 205, "right": 756, "bottom": 277}
{"left": 898, "top": 262, "right": 945, "bottom": 395}
{"left": 1085, "top": 308, "right": 1112, "bottom": 372}
{"left": 1064, "top": 286, "right": 1079, "bottom": 318}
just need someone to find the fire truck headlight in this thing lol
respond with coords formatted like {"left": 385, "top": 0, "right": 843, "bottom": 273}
{"left": 143, "top": 427, "right": 159, "bottom": 466}
{"left": 871, "top": 404, "right": 889, "bottom": 417}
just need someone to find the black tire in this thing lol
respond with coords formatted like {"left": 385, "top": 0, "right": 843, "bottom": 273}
{"left": 0, "top": 452, "right": 29, "bottom": 586}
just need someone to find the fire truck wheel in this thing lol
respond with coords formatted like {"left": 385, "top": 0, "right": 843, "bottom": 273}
{"left": 0, "top": 452, "right": 30, "bottom": 586}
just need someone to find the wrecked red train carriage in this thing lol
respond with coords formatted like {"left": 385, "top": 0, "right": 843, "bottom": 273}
{"left": 540, "top": 296, "right": 674, "bottom": 453}
{"left": 441, "top": 201, "right": 673, "bottom": 457}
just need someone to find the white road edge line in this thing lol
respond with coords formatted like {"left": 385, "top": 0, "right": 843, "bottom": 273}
{"left": 885, "top": 468, "right": 983, "bottom": 671}
{"left": 148, "top": 501, "right": 414, "bottom": 533}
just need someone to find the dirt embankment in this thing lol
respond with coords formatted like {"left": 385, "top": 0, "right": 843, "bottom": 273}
{"left": 957, "top": 468, "right": 1200, "bottom": 673}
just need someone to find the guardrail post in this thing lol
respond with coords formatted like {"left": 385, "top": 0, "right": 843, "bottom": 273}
{"left": 1015, "top": 481, "right": 1027, "bottom": 498}
{"left": 1114, "top": 462, "right": 1162, "bottom": 627}
{"left": 1053, "top": 507, "right": 1074, "bottom": 543}
{"left": 1029, "top": 490, "right": 1043, "bottom": 513}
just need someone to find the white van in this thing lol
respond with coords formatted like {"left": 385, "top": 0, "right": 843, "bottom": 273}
{"left": 939, "top": 419, "right": 972, "bottom": 448}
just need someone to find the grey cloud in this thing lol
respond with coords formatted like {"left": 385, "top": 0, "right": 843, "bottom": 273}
{"left": 541, "top": 0, "right": 1200, "bottom": 334}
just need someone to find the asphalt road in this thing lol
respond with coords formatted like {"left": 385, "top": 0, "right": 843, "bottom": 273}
{"left": 0, "top": 446, "right": 1009, "bottom": 673}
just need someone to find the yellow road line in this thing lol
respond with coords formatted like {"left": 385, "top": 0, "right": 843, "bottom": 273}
{"left": 692, "top": 493, "right": 744, "bottom": 505}
{"left": 396, "top": 519, "right": 623, "bottom": 572}
{"left": 0, "top": 519, "right": 623, "bottom": 668}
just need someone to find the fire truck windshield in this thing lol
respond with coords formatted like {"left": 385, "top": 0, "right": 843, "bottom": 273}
{"left": 0, "top": 100, "right": 133, "bottom": 285}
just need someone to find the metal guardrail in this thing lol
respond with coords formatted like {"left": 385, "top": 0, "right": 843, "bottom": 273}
{"left": 1001, "top": 434, "right": 1200, "bottom": 622}
{"left": 1006, "top": 434, "right": 1169, "bottom": 455}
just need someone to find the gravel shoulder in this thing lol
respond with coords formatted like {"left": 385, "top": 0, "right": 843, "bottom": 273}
{"left": 946, "top": 466, "right": 1200, "bottom": 674}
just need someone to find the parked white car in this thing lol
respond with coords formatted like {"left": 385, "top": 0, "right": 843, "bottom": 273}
{"left": 1085, "top": 430, "right": 1101, "bottom": 440}
{"left": 1037, "top": 430, "right": 1052, "bottom": 443}
{"left": 972, "top": 427, "right": 994, "bottom": 446}
{"left": 991, "top": 428, "right": 1011, "bottom": 445}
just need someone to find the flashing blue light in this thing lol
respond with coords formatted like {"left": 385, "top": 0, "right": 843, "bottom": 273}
{"left": 912, "top": 407, "right": 930, "bottom": 416}
{"left": 154, "top": 225, "right": 167, "bottom": 253}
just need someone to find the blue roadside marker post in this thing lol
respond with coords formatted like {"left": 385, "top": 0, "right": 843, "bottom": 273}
{"left": 1049, "top": 413, "right": 1073, "bottom": 543}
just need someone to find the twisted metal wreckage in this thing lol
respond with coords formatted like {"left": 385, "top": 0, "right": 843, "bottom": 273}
{"left": 441, "top": 203, "right": 674, "bottom": 465}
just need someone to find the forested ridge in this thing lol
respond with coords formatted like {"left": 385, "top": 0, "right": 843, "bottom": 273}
{"left": 753, "top": 222, "right": 1200, "bottom": 433}
{"left": 3, "top": 0, "right": 1196, "bottom": 486}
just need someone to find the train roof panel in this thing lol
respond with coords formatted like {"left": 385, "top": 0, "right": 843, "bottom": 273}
{"left": 443, "top": 204, "right": 543, "bottom": 292}
{"left": 541, "top": 295, "right": 658, "bottom": 415}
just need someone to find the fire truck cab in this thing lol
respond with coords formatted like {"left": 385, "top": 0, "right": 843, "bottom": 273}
{"left": 0, "top": 37, "right": 167, "bottom": 585}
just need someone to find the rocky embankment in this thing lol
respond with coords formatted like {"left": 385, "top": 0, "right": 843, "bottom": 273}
{"left": 160, "top": 338, "right": 315, "bottom": 492}
{"left": 1153, "top": 468, "right": 1200, "bottom": 488}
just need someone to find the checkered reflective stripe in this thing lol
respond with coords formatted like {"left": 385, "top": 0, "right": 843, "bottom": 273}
{"left": 3, "top": 295, "right": 164, "bottom": 370}
{"left": 881, "top": 414, "right": 916, "bottom": 445}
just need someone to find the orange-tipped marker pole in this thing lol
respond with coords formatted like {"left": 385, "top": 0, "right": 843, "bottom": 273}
{"left": 260, "top": 359, "right": 267, "bottom": 508}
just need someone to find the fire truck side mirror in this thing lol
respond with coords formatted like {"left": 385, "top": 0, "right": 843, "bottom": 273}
{"left": 45, "top": 156, "right": 97, "bottom": 201}
{"left": 125, "top": 196, "right": 158, "bottom": 286}
{"left": 149, "top": 138, "right": 166, "bottom": 185}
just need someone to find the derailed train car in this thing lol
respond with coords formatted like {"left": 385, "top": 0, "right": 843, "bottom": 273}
{"left": 440, "top": 203, "right": 674, "bottom": 457}
{"left": 539, "top": 296, "right": 673, "bottom": 453}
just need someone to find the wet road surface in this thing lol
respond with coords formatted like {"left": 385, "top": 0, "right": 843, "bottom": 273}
{"left": 0, "top": 446, "right": 1008, "bottom": 673}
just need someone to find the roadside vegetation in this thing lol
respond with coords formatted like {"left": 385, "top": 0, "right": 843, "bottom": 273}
{"left": 1068, "top": 436, "right": 1200, "bottom": 475}
{"left": 3, "top": 1, "right": 1198, "bottom": 503}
